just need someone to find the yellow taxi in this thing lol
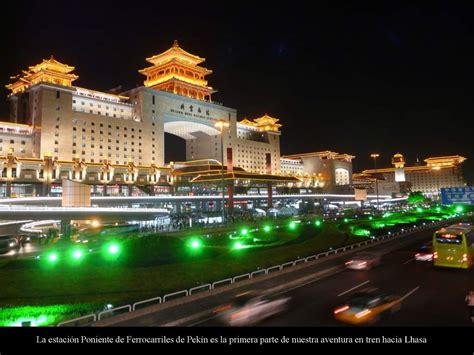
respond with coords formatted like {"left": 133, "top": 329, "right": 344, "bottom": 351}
{"left": 334, "top": 290, "right": 401, "bottom": 325}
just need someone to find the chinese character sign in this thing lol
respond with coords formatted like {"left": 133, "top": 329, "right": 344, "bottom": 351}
{"left": 440, "top": 187, "right": 474, "bottom": 205}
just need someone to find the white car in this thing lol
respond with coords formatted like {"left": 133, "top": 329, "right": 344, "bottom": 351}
{"left": 345, "top": 252, "right": 381, "bottom": 270}
{"left": 415, "top": 245, "right": 433, "bottom": 262}
{"left": 214, "top": 291, "right": 291, "bottom": 326}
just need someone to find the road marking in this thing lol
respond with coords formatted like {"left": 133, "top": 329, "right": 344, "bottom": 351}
{"left": 271, "top": 269, "right": 345, "bottom": 297}
{"left": 163, "top": 308, "right": 215, "bottom": 327}
{"left": 403, "top": 258, "right": 414, "bottom": 265}
{"left": 188, "top": 314, "right": 220, "bottom": 327}
{"left": 337, "top": 280, "right": 371, "bottom": 297}
{"left": 400, "top": 286, "right": 420, "bottom": 301}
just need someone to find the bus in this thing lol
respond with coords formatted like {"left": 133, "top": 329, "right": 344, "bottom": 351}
{"left": 433, "top": 223, "right": 474, "bottom": 269}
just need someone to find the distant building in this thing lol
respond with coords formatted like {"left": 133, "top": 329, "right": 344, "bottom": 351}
{"left": 359, "top": 153, "right": 467, "bottom": 197}
{"left": 279, "top": 151, "right": 355, "bottom": 190}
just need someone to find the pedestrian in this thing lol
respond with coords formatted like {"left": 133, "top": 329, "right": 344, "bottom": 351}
{"left": 465, "top": 291, "right": 474, "bottom": 322}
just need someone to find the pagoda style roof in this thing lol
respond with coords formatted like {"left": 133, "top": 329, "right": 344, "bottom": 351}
{"left": 282, "top": 151, "right": 355, "bottom": 161}
{"left": 424, "top": 155, "right": 466, "bottom": 167}
{"left": 138, "top": 41, "right": 215, "bottom": 100}
{"left": 238, "top": 118, "right": 257, "bottom": 126}
{"left": 28, "top": 56, "right": 76, "bottom": 74}
{"left": 145, "top": 40, "right": 206, "bottom": 66}
{"left": 6, "top": 55, "right": 78, "bottom": 95}
{"left": 139, "top": 57, "right": 212, "bottom": 75}
{"left": 238, "top": 114, "right": 282, "bottom": 132}
{"left": 361, "top": 155, "right": 466, "bottom": 175}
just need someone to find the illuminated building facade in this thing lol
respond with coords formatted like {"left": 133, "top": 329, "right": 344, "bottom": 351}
{"left": 2, "top": 41, "right": 281, "bottom": 179}
{"left": 360, "top": 153, "right": 467, "bottom": 197}
{"left": 280, "top": 151, "right": 355, "bottom": 190}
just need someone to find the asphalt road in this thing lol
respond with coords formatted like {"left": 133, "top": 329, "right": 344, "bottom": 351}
{"left": 111, "top": 221, "right": 473, "bottom": 327}
{"left": 198, "top": 235, "right": 473, "bottom": 326}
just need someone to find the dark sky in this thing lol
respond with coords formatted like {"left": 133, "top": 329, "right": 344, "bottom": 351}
{"left": 1, "top": 1, "right": 473, "bottom": 182}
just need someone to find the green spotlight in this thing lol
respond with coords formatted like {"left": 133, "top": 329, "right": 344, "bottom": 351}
{"left": 315, "top": 220, "right": 322, "bottom": 227}
{"left": 435, "top": 207, "right": 441, "bottom": 213}
{"left": 108, "top": 244, "right": 119, "bottom": 255}
{"left": 369, "top": 216, "right": 373, "bottom": 220}
{"left": 240, "top": 228, "right": 248, "bottom": 236}
{"left": 416, "top": 207, "right": 423, "bottom": 213}
{"left": 263, "top": 225, "right": 271, "bottom": 232}
{"left": 455, "top": 205, "right": 464, "bottom": 213}
{"left": 48, "top": 253, "right": 58, "bottom": 262}
{"left": 343, "top": 218, "right": 349, "bottom": 223}
{"left": 289, "top": 221, "right": 297, "bottom": 230}
{"left": 233, "top": 241, "right": 244, "bottom": 250}
{"left": 190, "top": 239, "right": 201, "bottom": 249}
{"left": 72, "top": 250, "right": 83, "bottom": 260}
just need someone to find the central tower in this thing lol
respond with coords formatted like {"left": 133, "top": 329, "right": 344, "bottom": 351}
{"left": 138, "top": 40, "right": 215, "bottom": 102}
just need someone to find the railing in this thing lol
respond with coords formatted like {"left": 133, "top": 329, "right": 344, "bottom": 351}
{"left": 57, "top": 217, "right": 454, "bottom": 326}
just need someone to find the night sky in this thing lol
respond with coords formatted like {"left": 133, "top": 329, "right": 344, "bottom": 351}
{"left": 1, "top": 1, "right": 473, "bottom": 182}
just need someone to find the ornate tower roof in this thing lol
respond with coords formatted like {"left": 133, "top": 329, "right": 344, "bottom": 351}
{"left": 392, "top": 153, "right": 405, "bottom": 168}
{"left": 239, "top": 114, "right": 282, "bottom": 133}
{"left": 144, "top": 40, "right": 206, "bottom": 66}
{"left": 6, "top": 56, "right": 78, "bottom": 95}
{"left": 139, "top": 40, "right": 214, "bottom": 101}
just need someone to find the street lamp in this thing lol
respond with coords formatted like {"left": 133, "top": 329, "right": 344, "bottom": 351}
{"left": 370, "top": 153, "right": 380, "bottom": 210}
{"left": 215, "top": 119, "right": 230, "bottom": 224}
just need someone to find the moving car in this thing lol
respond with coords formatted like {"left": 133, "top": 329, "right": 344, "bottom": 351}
{"left": 345, "top": 252, "right": 381, "bottom": 270}
{"left": 415, "top": 244, "right": 433, "bottom": 262}
{"left": 213, "top": 291, "right": 291, "bottom": 326}
{"left": 0, "top": 235, "right": 19, "bottom": 254}
{"left": 334, "top": 289, "right": 401, "bottom": 325}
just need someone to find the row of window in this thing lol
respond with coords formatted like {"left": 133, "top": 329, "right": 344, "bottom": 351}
{"left": 73, "top": 100, "right": 126, "bottom": 112}
{"left": 0, "top": 147, "right": 26, "bottom": 153}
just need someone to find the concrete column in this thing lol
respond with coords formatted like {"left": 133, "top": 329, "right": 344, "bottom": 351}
{"left": 265, "top": 153, "right": 273, "bottom": 208}
{"left": 267, "top": 182, "right": 273, "bottom": 208}
{"left": 41, "top": 182, "right": 49, "bottom": 197}
{"left": 227, "top": 183, "right": 234, "bottom": 213}
{"left": 61, "top": 221, "right": 72, "bottom": 241}
{"left": 5, "top": 181, "right": 11, "bottom": 197}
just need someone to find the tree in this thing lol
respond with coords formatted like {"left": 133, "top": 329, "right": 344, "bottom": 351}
{"left": 408, "top": 191, "right": 427, "bottom": 205}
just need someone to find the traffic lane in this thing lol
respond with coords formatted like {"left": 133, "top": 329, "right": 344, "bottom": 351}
{"left": 260, "top": 242, "right": 472, "bottom": 326}
{"left": 381, "top": 264, "right": 474, "bottom": 326}
{"left": 255, "top": 246, "right": 427, "bottom": 326}
{"left": 190, "top": 230, "right": 442, "bottom": 327}
{"left": 195, "top": 239, "right": 430, "bottom": 326}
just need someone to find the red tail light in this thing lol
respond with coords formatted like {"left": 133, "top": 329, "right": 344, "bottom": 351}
{"left": 213, "top": 304, "right": 231, "bottom": 313}
{"left": 334, "top": 305, "right": 349, "bottom": 314}
{"left": 415, "top": 253, "right": 420, "bottom": 257}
